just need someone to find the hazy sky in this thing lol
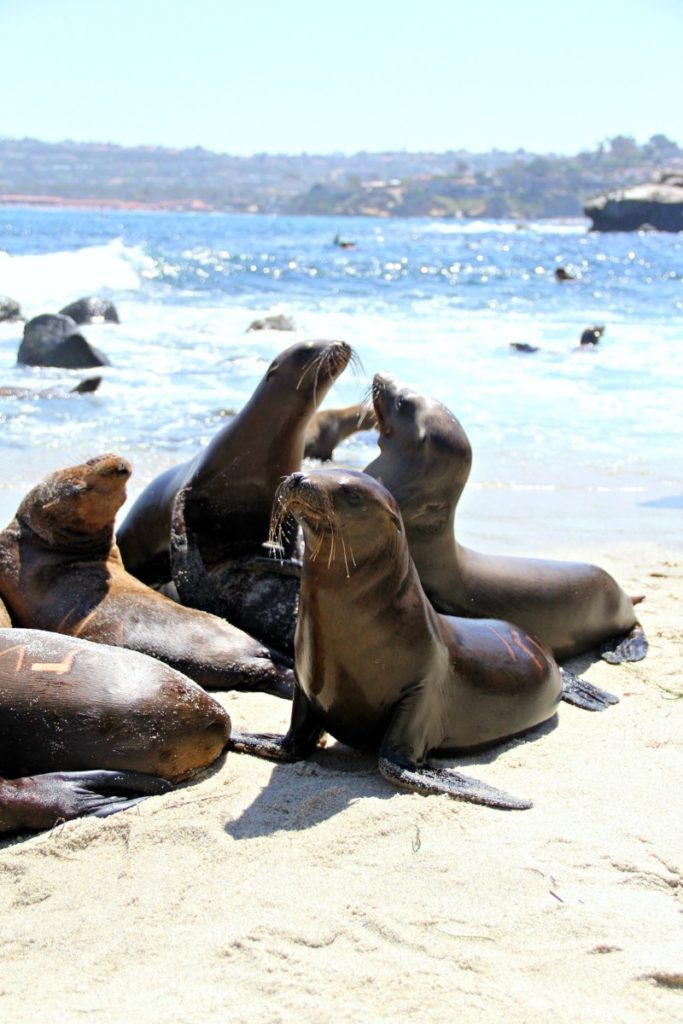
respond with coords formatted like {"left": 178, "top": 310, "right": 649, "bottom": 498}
{"left": 2, "top": 0, "right": 681, "bottom": 156}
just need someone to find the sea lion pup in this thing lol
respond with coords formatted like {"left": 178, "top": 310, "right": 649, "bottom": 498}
{"left": 118, "top": 339, "right": 354, "bottom": 586}
{"left": 0, "top": 629, "right": 232, "bottom": 834}
{"left": 0, "top": 376, "right": 102, "bottom": 398}
{"left": 363, "top": 374, "right": 646, "bottom": 664}
{"left": 0, "top": 455, "right": 294, "bottom": 698}
{"left": 229, "top": 470, "right": 613, "bottom": 811}
{"left": 304, "top": 403, "right": 377, "bottom": 461}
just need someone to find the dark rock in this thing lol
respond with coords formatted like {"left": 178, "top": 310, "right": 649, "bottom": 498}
{"left": 247, "top": 314, "right": 296, "bottom": 332}
{"left": 0, "top": 295, "right": 24, "bottom": 321}
{"left": 59, "top": 297, "right": 120, "bottom": 324}
{"left": 584, "top": 178, "right": 683, "bottom": 232}
{"left": 17, "top": 314, "right": 111, "bottom": 369}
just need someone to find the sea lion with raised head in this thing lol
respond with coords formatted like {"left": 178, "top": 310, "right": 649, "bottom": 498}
{"left": 118, "top": 339, "right": 353, "bottom": 587}
{"left": 304, "top": 403, "right": 377, "bottom": 461}
{"left": 0, "top": 628, "right": 231, "bottom": 834}
{"left": 229, "top": 469, "right": 616, "bottom": 810}
{"left": 0, "top": 455, "right": 294, "bottom": 698}
{"left": 364, "top": 374, "right": 646, "bottom": 663}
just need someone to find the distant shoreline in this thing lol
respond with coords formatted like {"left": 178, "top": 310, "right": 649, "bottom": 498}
{"left": 0, "top": 194, "right": 214, "bottom": 213}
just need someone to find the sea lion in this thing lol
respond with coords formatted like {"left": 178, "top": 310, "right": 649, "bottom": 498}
{"left": 0, "top": 454, "right": 294, "bottom": 698}
{"left": 59, "top": 297, "right": 120, "bottom": 325}
{"left": 229, "top": 469, "right": 616, "bottom": 811}
{"left": 363, "top": 373, "right": 646, "bottom": 663}
{"left": 17, "top": 314, "right": 110, "bottom": 369}
{"left": 0, "top": 376, "right": 102, "bottom": 398}
{"left": 118, "top": 339, "right": 353, "bottom": 586}
{"left": 304, "top": 404, "right": 377, "bottom": 461}
{"left": 580, "top": 325, "right": 605, "bottom": 346}
{"left": 0, "top": 628, "right": 231, "bottom": 834}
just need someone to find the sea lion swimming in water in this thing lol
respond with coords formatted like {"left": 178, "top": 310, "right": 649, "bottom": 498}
{"left": 228, "top": 469, "right": 616, "bottom": 811}
{"left": 0, "top": 628, "right": 231, "bottom": 834}
{"left": 0, "top": 454, "right": 294, "bottom": 698}
{"left": 363, "top": 374, "right": 646, "bottom": 663}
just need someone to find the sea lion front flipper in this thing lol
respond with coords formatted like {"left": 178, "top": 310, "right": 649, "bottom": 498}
{"left": 1, "top": 770, "right": 173, "bottom": 834}
{"left": 378, "top": 753, "right": 532, "bottom": 810}
{"left": 559, "top": 667, "right": 619, "bottom": 710}
{"left": 229, "top": 685, "right": 325, "bottom": 762}
{"left": 170, "top": 485, "right": 223, "bottom": 614}
{"left": 600, "top": 623, "right": 648, "bottom": 664}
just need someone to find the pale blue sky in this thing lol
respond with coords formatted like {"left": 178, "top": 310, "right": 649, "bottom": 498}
{"left": 2, "top": 0, "right": 681, "bottom": 155}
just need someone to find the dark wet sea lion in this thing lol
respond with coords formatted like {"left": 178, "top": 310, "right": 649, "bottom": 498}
{"left": 364, "top": 373, "right": 645, "bottom": 663}
{"left": 0, "top": 455, "right": 294, "bottom": 698}
{"left": 118, "top": 339, "right": 353, "bottom": 586}
{"left": 229, "top": 470, "right": 615, "bottom": 810}
{"left": 0, "top": 628, "right": 231, "bottom": 833}
{"left": 59, "top": 297, "right": 120, "bottom": 325}
{"left": 580, "top": 325, "right": 605, "bottom": 346}
{"left": 0, "top": 376, "right": 102, "bottom": 398}
{"left": 304, "top": 403, "right": 377, "bottom": 461}
{"left": 17, "top": 314, "right": 111, "bottom": 369}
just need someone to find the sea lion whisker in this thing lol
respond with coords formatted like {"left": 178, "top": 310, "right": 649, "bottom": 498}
{"left": 340, "top": 530, "right": 351, "bottom": 579}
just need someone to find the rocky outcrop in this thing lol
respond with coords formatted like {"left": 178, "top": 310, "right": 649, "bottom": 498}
{"left": 0, "top": 296, "right": 24, "bottom": 322}
{"left": 17, "top": 314, "right": 111, "bottom": 369}
{"left": 584, "top": 174, "right": 683, "bottom": 232}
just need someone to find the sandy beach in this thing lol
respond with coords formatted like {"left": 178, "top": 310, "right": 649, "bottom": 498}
{"left": 0, "top": 540, "right": 680, "bottom": 1023}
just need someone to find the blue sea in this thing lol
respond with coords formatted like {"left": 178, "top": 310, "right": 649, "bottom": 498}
{"left": 1, "top": 207, "right": 681, "bottom": 554}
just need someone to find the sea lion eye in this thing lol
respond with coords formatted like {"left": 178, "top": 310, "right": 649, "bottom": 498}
{"left": 66, "top": 481, "right": 88, "bottom": 496}
{"left": 343, "top": 488, "right": 363, "bottom": 506}
{"left": 265, "top": 361, "right": 279, "bottom": 381}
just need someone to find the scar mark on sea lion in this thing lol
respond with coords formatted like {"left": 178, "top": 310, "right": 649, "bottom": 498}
{"left": 485, "top": 625, "right": 516, "bottom": 660}
{"left": 72, "top": 610, "right": 98, "bottom": 637}
{"left": 510, "top": 629, "right": 544, "bottom": 670}
{"left": 30, "top": 652, "right": 77, "bottom": 675}
{"left": 0, "top": 644, "right": 27, "bottom": 671}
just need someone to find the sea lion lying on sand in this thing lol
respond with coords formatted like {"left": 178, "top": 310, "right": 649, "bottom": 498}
{"left": 363, "top": 373, "right": 646, "bottom": 663}
{"left": 0, "top": 628, "right": 231, "bottom": 834}
{"left": 0, "top": 455, "right": 294, "bottom": 698}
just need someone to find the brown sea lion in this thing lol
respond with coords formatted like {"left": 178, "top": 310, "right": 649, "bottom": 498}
{"left": 229, "top": 470, "right": 616, "bottom": 811}
{"left": 0, "top": 628, "right": 231, "bottom": 834}
{"left": 117, "top": 339, "right": 353, "bottom": 586}
{"left": 0, "top": 376, "right": 102, "bottom": 398}
{"left": 304, "top": 403, "right": 377, "bottom": 461}
{"left": 363, "top": 374, "right": 645, "bottom": 663}
{"left": 0, "top": 455, "right": 294, "bottom": 698}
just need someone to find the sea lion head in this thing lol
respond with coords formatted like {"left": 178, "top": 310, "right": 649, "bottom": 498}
{"left": 272, "top": 468, "right": 403, "bottom": 571}
{"left": 262, "top": 339, "right": 354, "bottom": 409}
{"left": 364, "top": 373, "right": 471, "bottom": 536}
{"left": 18, "top": 454, "right": 132, "bottom": 546}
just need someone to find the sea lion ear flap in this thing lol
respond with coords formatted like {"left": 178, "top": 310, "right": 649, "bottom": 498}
{"left": 389, "top": 506, "right": 403, "bottom": 531}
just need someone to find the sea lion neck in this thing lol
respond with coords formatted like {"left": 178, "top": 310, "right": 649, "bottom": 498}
{"left": 16, "top": 511, "right": 115, "bottom": 558}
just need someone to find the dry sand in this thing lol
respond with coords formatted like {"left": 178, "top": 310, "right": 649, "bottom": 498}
{"left": 0, "top": 542, "right": 681, "bottom": 1024}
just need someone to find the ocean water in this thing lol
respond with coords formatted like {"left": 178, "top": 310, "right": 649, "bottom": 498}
{"left": 0, "top": 207, "right": 681, "bottom": 555}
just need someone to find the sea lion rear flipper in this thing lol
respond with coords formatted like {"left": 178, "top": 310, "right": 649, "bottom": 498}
{"left": 378, "top": 754, "right": 532, "bottom": 810}
{"left": 600, "top": 623, "right": 648, "bottom": 664}
{"left": 559, "top": 667, "right": 619, "bottom": 710}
